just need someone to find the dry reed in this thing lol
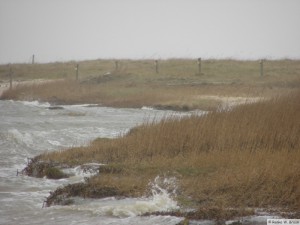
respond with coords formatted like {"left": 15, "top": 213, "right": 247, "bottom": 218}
{"left": 39, "top": 91, "right": 300, "bottom": 212}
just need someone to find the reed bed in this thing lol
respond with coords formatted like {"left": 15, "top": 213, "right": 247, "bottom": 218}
{"left": 39, "top": 91, "right": 300, "bottom": 212}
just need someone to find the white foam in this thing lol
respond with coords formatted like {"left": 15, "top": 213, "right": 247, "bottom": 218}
{"left": 62, "top": 163, "right": 103, "bottom": 179}
{"left": 63, "top": 104, "right": 100, "bottom": 108}
{"left": 61, "top": 176, "right": 179, "bottom": 218}
{"left": 75, "top": 215, "right": 183, "bottom": 225}
{"left": 47, "top": 140, "right": 61, "bottom": 146}
{"left": 21, "top": 100, "right": 51, "bottom": 108}
{"left": 8, "top": 128, "right": 33, "bottom": 147}
{"left": 141, "top": 106, "right": 155, "bottom": 111}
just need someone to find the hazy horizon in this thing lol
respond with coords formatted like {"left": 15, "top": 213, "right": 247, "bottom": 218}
{"left": 1, "top": 0, "right": 300, "bottom": 64}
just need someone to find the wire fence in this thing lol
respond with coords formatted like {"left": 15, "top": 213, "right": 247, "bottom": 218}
{"left": 1, "top": 58, "right": 300, "bottom": 84}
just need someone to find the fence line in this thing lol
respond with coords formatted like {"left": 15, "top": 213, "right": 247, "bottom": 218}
{"left": 3, "top": 58, "right": 293, "bottom": 84}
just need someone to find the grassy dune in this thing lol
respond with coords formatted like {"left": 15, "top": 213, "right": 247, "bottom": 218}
{"left": 1, "top": 59, "right": 300, "bottom": 110}
{"left": 28, "top": 91, "right": 300, "bottom": 217}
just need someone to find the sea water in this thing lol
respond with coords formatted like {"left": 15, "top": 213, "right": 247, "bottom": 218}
{"left": 0, "top": 100, "right": 199, "bottom": 225}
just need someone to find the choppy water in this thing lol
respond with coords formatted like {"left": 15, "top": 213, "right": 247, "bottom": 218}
{"left": 0, "top": 100, "right": 201, "bottom": 225}
{"left": 0, "top": 100, "right": 282, "bottom": 225}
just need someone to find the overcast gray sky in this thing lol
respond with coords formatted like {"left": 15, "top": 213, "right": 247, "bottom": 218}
{"left": 0, "top": 0, "right": 300, "bottom": 64}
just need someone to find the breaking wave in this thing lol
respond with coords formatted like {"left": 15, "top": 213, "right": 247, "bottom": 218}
{"left": 59, "top": 176, "right": 179, "bottom": 218}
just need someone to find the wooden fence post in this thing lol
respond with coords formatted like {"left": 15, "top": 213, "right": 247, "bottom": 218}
{"left": 260, "top": 59, "right": 264, "bottom": 77}
{"left": 32, "top": 54, "right": 35, "bottom": 64}
{"left": 9, "top": 64, "right": 12, "bottom": 90}
{"left": 75, "top": 64, "right": 79, "bottom": 80}
{"left": 197, "top": 57, "right": 202, "bottom": 75}
{"left": 155, "top": 60, "right": 159, "bottom": 74}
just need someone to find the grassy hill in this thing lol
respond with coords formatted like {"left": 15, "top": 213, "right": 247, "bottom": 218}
{"left": 1, "top": 59, "right": 300, "bottom": 110}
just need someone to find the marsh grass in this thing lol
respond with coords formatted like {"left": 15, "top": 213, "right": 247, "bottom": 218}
{"left": 45, "top": 167, "right": 69, "bottom": 179}
{"left": 8, "top": 59, "right": 299, "bottom": 219}
{"left": 38, "top": 91, "right": 300, "bottom": 212}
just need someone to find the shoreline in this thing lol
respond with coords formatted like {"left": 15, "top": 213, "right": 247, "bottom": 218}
{"left": 0, "top": 78, "right": 263, "bottom": 111}
{"left": 2, "top": 59, "right": 299, "bottom": 224}
{"left": 20, "top": 91, "right": 300, "bottom": 223}
{"left": 23, "top": 157, "right": 300, "bottom": 224}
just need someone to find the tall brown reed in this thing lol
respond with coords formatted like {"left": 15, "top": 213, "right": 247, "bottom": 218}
{"left": 40, "top": 91, "right": 300, "bottom": 211}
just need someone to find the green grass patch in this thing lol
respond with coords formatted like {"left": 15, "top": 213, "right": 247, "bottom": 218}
{"left": 45, "top": 167, "right": 68, "bottom": 179}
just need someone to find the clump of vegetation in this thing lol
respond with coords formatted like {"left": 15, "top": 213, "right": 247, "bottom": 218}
{"left": 45, "top": 182, "right": 121, "bottom": 207}
{"left": 26, "top": 90, "right": 300, "bottom": 219}
{"left": 23, "top": 157, "right": 69, "bottom": 179}
{"left": 98, "top": 164, "right": 123, "bottom": 174}
{"left": 44, "top": 167, "right": 68, "bottom": 179}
